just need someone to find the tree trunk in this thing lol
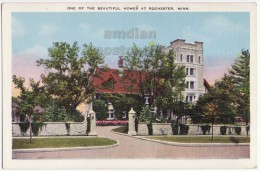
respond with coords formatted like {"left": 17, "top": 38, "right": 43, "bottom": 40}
{"left": 29, "top": 116, "right": 32, "bottom": 143}
{"left": 211, "top": 121, "right": 214, "bottom": 141}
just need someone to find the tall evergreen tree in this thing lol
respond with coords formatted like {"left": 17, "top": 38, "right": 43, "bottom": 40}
{"left": 229, "top": 49, "right": 250, "bottom": 124}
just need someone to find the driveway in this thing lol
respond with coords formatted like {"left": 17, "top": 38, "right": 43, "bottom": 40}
{"left": 13, "top": 126, "right": 250, "bottom": 159}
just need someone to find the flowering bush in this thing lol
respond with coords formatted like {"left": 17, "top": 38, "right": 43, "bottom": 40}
{"left": 96, "top": 120, "right": 128, "bottom": 126}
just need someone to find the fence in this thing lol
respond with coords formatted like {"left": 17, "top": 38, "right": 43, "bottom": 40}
{"left": 137, "top": 123, "right": 250, "bottom": 136}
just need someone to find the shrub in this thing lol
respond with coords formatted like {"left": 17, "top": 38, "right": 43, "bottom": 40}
{"left": 18, "top": 122, "right": 30, "bottom": 136}
{"left": 96, "top": 120, "right": 128, "bottom": 126}
{"left": 200, "top": 124, "right": 211, "bottom": 135}
{"left": 65, "top": 123, "right": 70, "bottom": 135}
{"left": 234, "top": 126, "right": 241, "bottom": 135}
{"left": 86, "top": 117, "right": 91, "bottom": 133}
{"left": 220, "top": 126, "right": 227, "bottom": 135}
{"left": 179, "top": 124, "right": 189, "bottom": 135}
{"left": 171, "top": 120, "right": 178, "bottom": 135}
{"left": 31, "top": 123, "right": 45, "bottom": 136}
{"left": 147, "top": 123, "right": 153, "bottom": 135}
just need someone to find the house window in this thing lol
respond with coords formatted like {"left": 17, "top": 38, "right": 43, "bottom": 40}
{"left": 180, "top": 54, "right": 183, "bottom": 62}
{"left": 190, "top": 81, "right": 194, "bottom": 89}
{"left": 190, "top": 68, "right": 194, "bottom": 75}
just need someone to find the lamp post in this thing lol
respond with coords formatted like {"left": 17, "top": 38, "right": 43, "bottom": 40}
{"left": 107, "top": 102, "right": 115, "bottom": 120}
{"left": 144, "top": 94, "right": 150, "bottom": 106}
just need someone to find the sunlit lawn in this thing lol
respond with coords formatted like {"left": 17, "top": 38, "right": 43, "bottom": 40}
{"left": 13, "top": 137, "right": 117, "bottom": 149}
{"left": 146, "top": 136, "right": 250, "bottom": 143}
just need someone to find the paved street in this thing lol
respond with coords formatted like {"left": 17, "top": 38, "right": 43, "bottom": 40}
{"left": 13, "top": 126, "right": 250, "bottom": 159}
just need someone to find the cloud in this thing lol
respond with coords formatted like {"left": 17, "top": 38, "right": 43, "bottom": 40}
{"left": 79, "top": 23, "right": 90, "bottom": 31}
{"left": 12, "top": 44, "right": 48, "bottom": 82}
{"left": 202, "top": 15, "right": 248, "bottom": 34}
{"left": 180, "top": 27, "right": 210, "bottom": 44}
{"left": 12, "top": 16, "right": 24, "bottom": 37}
{"left": 204, "top": 55, "right": 234, "bottom": 85}
{"left": 38, "top": 24, "right": 58, "bottom": 36}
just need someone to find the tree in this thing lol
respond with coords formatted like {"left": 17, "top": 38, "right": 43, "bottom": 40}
{"left": 229, "top": 49, "right": 250, "bottom": 125}
{"left": 157, "top": 49, "right": 186, "bottom": 121}
{"left": 194, "top": 75, "right": 237, "bottom": 125}
{"left": 93, "top": 99, "right": 107, "bottom": 120}
{"left": 203, "top": 102, "right": 219, "bottom": 140}
{"left": 13, "top": 75, "right": 45, "bottom": 142}
{"left": 37, "top": 42, "right": 104, "bottom": 119}
{"left": 123, "top": 43, "right": 186, "bottom": 121}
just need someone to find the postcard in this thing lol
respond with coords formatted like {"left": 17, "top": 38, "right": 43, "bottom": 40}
{"left": 1, "top": 1, "right": 258, "bottom": 169}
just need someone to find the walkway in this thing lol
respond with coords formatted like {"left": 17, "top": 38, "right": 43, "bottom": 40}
{"left": 13, "top": 126, "right": 250, "bottom": 159}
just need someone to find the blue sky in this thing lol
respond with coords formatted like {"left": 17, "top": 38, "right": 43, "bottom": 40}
{"left": 12, "top": 12, "right": 250, "bottom": 85}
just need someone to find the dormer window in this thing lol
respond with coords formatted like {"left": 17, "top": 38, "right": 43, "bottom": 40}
{"left": 102, "top": 79, "right": 114, "bottom": 90}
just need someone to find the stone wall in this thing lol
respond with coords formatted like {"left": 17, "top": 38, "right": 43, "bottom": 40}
{"left": 137, "top": 123, "right": 250, "bottom": 136}
{"left": 12, "top": 121, "right": 87, "bottom": 137}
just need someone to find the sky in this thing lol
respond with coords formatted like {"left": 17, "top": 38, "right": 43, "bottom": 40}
{"left": 12, "top": 12, "right": 250, "bottom": 96}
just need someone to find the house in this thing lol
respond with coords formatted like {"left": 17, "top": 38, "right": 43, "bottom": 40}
{"left": 93, "top": 39, "right": 209, "bottom": 104}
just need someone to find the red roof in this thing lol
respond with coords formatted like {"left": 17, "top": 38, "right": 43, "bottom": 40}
{"left": 93, "top": 68, "right": 210, "bottom": 94}
{"left": 93, "top": 68, "right": 147, "bottom": 94}
{"left": 203, "top": 79, "right": 210, "bottom": 89}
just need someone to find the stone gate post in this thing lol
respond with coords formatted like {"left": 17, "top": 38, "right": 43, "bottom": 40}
{"left": 128, "top": 108, "right": 137, "bottom": 136}
{"left": 88, "top": 109, "right": 97, "bottom": 136}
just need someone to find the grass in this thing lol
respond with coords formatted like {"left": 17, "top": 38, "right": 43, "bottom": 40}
{"left": 111, "top": 126, "right": 128, "bottom": 134}
{"left": 146, "top": 136, "right": 250, "bottom": 143}
{"left": 13, "top": 137, "right": 117, "bottom": 149}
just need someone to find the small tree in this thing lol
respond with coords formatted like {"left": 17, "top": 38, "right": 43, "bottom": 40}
{"left": 203, "top": 102, "right": 219, "bottom": 140}
{"left": 13, "top": 76, "right": 45, "bottom": 142}
{"left": 139, "top": 106, "right": 153, "bottom": 135}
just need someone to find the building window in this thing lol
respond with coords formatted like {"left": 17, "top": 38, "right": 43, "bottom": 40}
{"left": 186, "top": 68, "right": 189, "bottom": 75}
{"left": 180, "top": 54, "right": 183, "bottom": 62}
{"left": 187, "top": 55, "right": 194, "bottom": 63}
{"left": 199, "top": 56, "right": 201, "bottom": 64}
{"left": 189, "top": 96, "right": 193, "bottom": 102}
{"left": 190, "top": 55, "right": 194, "bottom": 63}
{"left": 186, "top": 81, "right": 189, "bottom": 88}
{"left": 190, "top": 68, "right": 194, "bottom": 75}
{"left": 190, "top": 81, "right": 194, "bottom": 89}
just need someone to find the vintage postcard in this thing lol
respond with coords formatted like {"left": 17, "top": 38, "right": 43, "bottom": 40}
{"left": 1, "top": 1, "right": 258, "bottom": 170}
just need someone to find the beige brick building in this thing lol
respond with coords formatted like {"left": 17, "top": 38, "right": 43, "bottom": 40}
{"left": 164, "top": 39, "right": 207, "bottom": 103}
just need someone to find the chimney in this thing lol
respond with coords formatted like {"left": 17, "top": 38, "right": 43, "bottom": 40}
{"left": 118, "top": 56, "right": 123, "bottom": 68}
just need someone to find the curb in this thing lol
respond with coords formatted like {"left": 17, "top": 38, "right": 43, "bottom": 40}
{"left": 13, "top": 136, "right": 119, "bottom": 153}
{"left": 134, "top": 136, "right": 250, "bottom": 147}
{"left": 110, "top": 130, "right": 250, "bottom": 147}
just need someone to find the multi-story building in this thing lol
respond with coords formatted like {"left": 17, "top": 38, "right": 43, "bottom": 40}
{"left": 164, "top": 39, "right": 207, "bottom": 103}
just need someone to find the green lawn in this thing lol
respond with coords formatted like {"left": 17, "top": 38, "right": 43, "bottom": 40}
{"left": 146, "top": 136, "right": 250, "bottom": 143}
{"left": 13, "top": 137, "right": 117, "bottom": 149}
